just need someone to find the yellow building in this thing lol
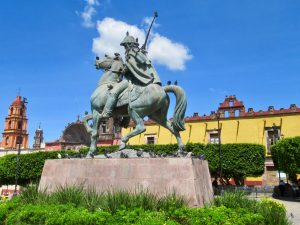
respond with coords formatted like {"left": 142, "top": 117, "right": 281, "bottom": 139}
{"left": 122, "top": 96, "right": 300, "bottom": 185}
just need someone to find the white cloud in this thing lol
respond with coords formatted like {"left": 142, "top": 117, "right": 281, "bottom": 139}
{"left": 92, "top": 17, "right": 145, "bottom": 56}
{"left": 92, "top": 17, "right": 192, "bottom": 71}
{"left": 80, "top": 0, "right": 99, "bottom": 28}
{"left": 148, "top": 34, "right": 192, "bottom": 70}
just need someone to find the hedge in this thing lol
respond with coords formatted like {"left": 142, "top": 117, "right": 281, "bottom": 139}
{"left": 0, "top": 143, "right": 265, "bottom": 186}
{"left": 0, "top": 150, "right": 79, "bottom": 186}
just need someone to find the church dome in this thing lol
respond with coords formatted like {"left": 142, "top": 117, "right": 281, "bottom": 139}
{"left": 61, "top": 121, "right": 91, "bottom": 145}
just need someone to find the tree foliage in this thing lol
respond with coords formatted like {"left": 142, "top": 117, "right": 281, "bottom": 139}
{"left": 271, "top": 136, "right": 300, "bottom": 179}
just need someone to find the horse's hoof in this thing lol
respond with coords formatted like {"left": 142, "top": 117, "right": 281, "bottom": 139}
{"left": 85, "top": 153, "right": 94, "bottom": 159}
{"left": 176, "top": 150, "right": 188, "bottom": 158}
{"left": 120, "top": 151, "right": 128, "bottom": 158}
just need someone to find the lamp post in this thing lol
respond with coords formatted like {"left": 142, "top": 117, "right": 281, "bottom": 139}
{"left": 272, "top": 125, "right": 281, "bottom": 183}
{"left": 216, "top": 111, "right": 223, "bottom": 182}
{"left": 14, "top": 97, "right": 27, "bottom": 196}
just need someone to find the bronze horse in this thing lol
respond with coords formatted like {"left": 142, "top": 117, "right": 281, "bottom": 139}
{"left": 83, "top": 55, "right": 187, "bottom": 157}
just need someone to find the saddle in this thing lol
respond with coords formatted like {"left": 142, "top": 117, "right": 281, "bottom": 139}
{"left": 116, "top": 85, "right": 144, "bottom": 107}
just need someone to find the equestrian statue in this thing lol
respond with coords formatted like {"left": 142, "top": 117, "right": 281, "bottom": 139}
{"left": 83, "top": 14, "right": 187, "bottom": 158}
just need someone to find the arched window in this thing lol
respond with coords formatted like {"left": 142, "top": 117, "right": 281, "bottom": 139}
{"left": 8, "top": 121, "right": 12, "bottom": 129}
{"left": 224, "top": 111, "right": 229, "bottom": 118}
{"left": 18, "top": 121, "right": 22, "bottom": 129}
{"left": 5, "top": 136, "right": 9, "bottom": 145}
{"left": 10, "top": 107, "right": 13, "bottom": 115}
{"left": 20, "top": 108, "right": 23, "bottom": 116}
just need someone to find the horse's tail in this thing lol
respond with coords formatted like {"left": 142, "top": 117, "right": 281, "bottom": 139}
{"left": 164, "top": 85, "right": 187, "bottom": 131}
{"left": 82, "top": 114, "right": 93, "bottom": 134}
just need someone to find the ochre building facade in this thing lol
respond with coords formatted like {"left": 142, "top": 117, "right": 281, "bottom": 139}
{"left": 122, "top": 96, "right": 300, "bottom": 186}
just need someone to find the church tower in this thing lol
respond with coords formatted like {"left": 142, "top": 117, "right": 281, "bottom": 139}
{"left": 1, "top": 96, "right": 29, "bottom": 149}
{"left": 33, "top": 125, "right": 44, "bottom": 149}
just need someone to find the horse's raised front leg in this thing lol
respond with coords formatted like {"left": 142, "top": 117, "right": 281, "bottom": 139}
{"left": 119, "top": 109, "right": 145, "bottom": 150}
{"left": 87, "top": 109, "right": 101, "bottom": 158}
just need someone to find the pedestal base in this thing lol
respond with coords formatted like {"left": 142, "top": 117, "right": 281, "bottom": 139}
{"left": 39, "top": 158, "right": 213, "bottom": 207}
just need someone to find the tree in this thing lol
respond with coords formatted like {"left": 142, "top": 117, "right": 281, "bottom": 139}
{"left": 221, "top": 144, "right": 265, "bottom": 185}
{"left": 271, "top": 136, "right": 300, "bottom": 180}
{"left": 187, "top": 143, "right": 265, "bottom": 185}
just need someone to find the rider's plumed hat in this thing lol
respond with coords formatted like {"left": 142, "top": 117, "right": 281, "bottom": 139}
{"left": 120, "top": 32, "right": 139, "bottom": 46}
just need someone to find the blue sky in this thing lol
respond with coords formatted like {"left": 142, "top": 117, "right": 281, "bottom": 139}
{"left": 0, "top": 0, "right": 300, "bottom": 146}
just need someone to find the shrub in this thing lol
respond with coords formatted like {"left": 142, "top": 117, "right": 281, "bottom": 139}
{"left": 258, "top": 199, "right": 291, "bottom": 225}
{"left": 173, "top": 206, "right": 265, "bottom": 225}
{"left": 0, "top": 198, "right": 21, "bottom": 224}
{"left": 271, "top": 136, "right": 300, "bottom": 179}
{"left": 2, "top": 201, "right": 265, "bottom": 225}
{"left": 1, "top": 187, "right": 291, "bottom": 225}
{"left": 214, "top": 191, "right": 291, "bottom": 225}
{"left": 6, "top": 204, "right": 111, "bottom": 225}
{"left": 0, "top": 150, "right": 79, "bottom": 186}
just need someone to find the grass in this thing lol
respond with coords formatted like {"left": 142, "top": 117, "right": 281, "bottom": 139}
{"left": 214, "top": 190, "right": 258, "bottom": 210}
{"left": 19, "top": 184, "right": 187, "bottom": 214}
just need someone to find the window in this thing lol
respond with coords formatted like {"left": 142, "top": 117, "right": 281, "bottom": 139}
{"left": 8, "top": 121, "right": 12, "bottom": 129}
{"left": 145, "top": 135, "right": 156, "bottom": 145}
{"left": 224, "top": 111, "right": 229, "bottom": 118}
{"left": 234, "top": 110, "right": 239, "bottom": 117}
{"left": 5, "top": 136, "right": 9, "bottom": 145}
{"left": 209, "top": 132, "right": 219, "bottom": 144}
{"left": 18, "top": 121, "right": 22, "bottom": 129}
{"left": 266, "top": 128, "right": 280, "bottom": 154}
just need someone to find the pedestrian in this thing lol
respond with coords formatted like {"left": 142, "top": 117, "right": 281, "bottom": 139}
{"left": 279, "top": 180, "right": 286, "bottom": 197}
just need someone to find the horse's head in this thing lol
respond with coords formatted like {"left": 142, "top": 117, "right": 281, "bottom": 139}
{"left": 95, "top": 53, "right": 124, "bottom": 72}
{"left": 95, "top": 55, "right": 114, "bottom": 70}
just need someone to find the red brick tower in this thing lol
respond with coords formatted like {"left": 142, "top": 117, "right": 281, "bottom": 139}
{"left": 1, "top": 96, "right": 28, "bottom": 149}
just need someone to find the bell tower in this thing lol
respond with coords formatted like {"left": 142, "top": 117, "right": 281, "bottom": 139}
{"left": 1, "top": 96, "right": 29, "bottom": 149}
{"left": 33, "top": 124, "right": 44, "bottom": 149}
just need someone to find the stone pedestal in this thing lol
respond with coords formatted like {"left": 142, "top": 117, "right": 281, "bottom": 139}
{"left": 39, "top": 158, "right": 213, "bottom": 207}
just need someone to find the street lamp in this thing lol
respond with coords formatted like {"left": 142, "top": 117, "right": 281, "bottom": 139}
{"left": 272, "top": 125, "right": 281, "bottom": 183}
{"left": 14, "top": 97, "right": 28, "bottom": 196}
{"left": 216, "top": 111, "right": 223, "bottom": 182}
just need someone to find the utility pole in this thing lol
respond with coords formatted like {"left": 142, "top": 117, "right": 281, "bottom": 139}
{"left": 14, "top": 97, "right": 28, "bottom": 196}
{"left": 216, "top": 111, "right": 223, "bottom": 181}
{"left": 272, "top": 125, "right": 281, "bottom": 183}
